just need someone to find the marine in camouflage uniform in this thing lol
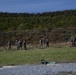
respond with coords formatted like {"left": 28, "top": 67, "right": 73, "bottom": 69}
{"left": 23, "top": 39, "right": 27, "bottom": 50}
{"left": 7, "top": 40, "right": 11, "bottom": 49}
{"left": 45, "top": 38, "right": 49, "bottom": 47}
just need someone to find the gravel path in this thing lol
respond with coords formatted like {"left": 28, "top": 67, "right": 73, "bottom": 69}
{"left": 0, "top": 63, "right": 76, "bottom": 75}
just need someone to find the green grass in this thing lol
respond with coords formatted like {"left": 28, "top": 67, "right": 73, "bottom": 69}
{"left": 0, "top": 47, "right": 76, "bottom": 66}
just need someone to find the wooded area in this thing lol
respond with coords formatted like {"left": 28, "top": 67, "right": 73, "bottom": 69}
{"left": 0, "top": 10, "right": 76, "bottom": 46}
{"left": 0, "top": 10, "right": 76, "bottom": 31}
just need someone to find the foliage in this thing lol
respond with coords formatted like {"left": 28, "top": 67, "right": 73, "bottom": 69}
{"left": 0, "top": 10, "right": 76, "bottom": 31}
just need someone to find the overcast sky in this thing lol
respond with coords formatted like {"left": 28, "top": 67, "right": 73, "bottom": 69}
{"left": 0, "top": 0, "right": 76, "bottom": 13}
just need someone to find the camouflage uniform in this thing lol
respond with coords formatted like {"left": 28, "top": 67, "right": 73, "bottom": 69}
{"left": 45, "top": 38, "right": 49, "bottom": 47}
{"left": 39, "top": 38, "right": 43, "bottom": 49}
{"left": 8, "top": 41, "right": 11, "bottom": 49}
{"left": 23, "top": 40, "right": 27, "bottom": 50}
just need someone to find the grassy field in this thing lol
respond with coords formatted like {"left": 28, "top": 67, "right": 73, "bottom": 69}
{"left": 0, "top": 47, "right": 76, "bottom": 66}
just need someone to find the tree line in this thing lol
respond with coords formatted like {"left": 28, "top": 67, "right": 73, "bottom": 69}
{"left": 0, "top": 9, "right": 76, "bottom": 31}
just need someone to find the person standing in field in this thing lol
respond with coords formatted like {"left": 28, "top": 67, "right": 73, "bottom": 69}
{"left": 15, "top": 40, "right": 22, "bottom": 50}
{"left": 15, "top": 39, "right": 19, "bottom": 50}
{"left": 45, "top": 38, "right": 49, "bottom": 47}
{"left": 39, "top": 37, "right": 43, "bottom": 49}
{"left": 23, "top": 39, "right": 27, "bottom": 50}
{"left": 75, "top": 38, "right": 76, "bottom": 47}
{"left": 70, "top": 36, "right": 76, "bottom": 47}
{"left": 7, "top": 40, "right": 11, "bottom": 49}
{"left": 19, "top": 40, "right": 23, "bottom": 50}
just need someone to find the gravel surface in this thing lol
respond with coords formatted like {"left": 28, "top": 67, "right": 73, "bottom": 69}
{"left": 0, "top": 63, "right": 76, "bottom": 75}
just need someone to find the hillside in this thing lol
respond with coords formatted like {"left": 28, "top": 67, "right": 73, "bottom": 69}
{"left": 0, "top": 10, "right": 76, "bottom": 45}
{"left": 0, "top": 9, "right": 76, "bottom": 31}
